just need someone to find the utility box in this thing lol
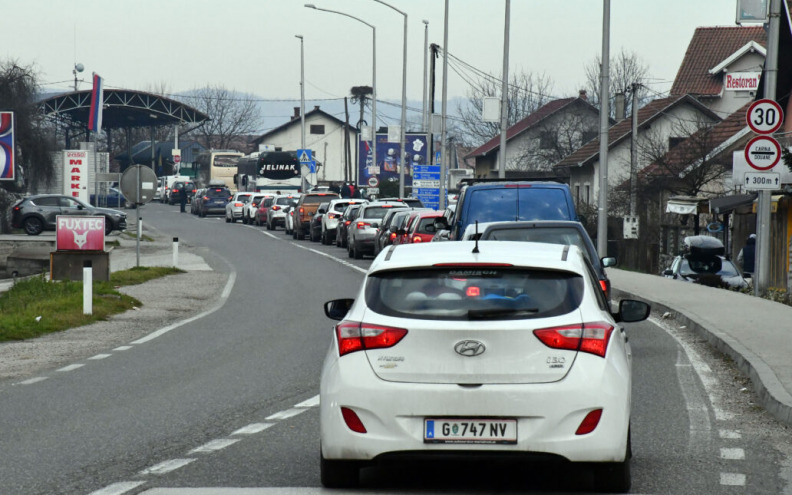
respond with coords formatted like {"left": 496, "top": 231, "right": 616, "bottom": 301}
{"left": 623, "top": 216, "right": 640, "bottom": 239}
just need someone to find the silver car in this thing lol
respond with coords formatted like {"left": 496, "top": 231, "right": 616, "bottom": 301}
{"left": 347, "top": 201, "right": 405, "bottom": 259}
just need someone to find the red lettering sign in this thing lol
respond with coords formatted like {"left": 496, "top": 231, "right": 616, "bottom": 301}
{"left": 70, "top": 159, "right": 83, "bottom": 165}
{"left": 56, "top": 215, "right": 106, "bottom": 251}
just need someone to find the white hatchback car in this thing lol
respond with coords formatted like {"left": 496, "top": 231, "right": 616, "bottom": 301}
{"left": 225, "top": 192, "right": 253, "bottom": 223}
{"left": 320, "top": 241, "right": 650, "bottom": 492}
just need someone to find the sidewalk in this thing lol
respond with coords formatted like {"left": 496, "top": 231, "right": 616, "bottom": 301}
{"left": 608, "top": 268, "right": 792, "bottom": 427}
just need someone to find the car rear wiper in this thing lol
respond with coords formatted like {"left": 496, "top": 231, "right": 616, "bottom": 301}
{"left": 467, "top": 307, "right": 539, "bottom": 320}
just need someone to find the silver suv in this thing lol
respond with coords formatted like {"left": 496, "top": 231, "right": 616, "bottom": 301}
{"left": 10, "top": 194, "right": 127, "bottom": 236}
{"left": 347, "top": 201, "right": 405, "bottom": 259}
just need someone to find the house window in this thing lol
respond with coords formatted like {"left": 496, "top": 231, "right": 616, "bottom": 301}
{"left": 575, "top": 184, "right": 581, "bottom": 205}
{"left": 310, "top": 124, "right": 325, "bottom": 135}
{"left": 668, "top": 136, "right": 685, "bottom": 149}
{"left": 584, "top": 184, "right": 591, "bottom": 204}
{"left": 539, "top": 131, "right": 555, "bottom": 150}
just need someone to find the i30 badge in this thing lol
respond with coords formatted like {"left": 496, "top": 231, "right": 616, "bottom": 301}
{"left": 454, "top": 340, "right": 486, "bottom": 357}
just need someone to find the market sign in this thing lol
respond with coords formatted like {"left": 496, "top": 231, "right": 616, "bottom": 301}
{"left": 56, "top": 215, "right": 105, "bottom": 251}
{"left": 63, "top": 150, "right": 89, "bottom": 202}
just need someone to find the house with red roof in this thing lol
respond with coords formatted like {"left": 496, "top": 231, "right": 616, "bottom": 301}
{"left": 464, "top": 92, "right": 601, "bottom": 178}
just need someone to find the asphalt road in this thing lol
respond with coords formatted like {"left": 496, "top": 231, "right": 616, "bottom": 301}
{"left": 0, "top": 202, "right": 790, "bottom": 495}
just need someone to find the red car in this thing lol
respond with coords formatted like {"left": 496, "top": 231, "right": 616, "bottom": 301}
{"left": 254, "top": 195, "right": 276, "bottom": 226}
{"left": 405, "top": 210, "right": 443, "bottom": 243}
{"left": 393, "top": 210, "right": 425, "bottom": 246}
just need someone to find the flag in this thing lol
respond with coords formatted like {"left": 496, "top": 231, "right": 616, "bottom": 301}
{"left": 88, "top": 73, "right": 104, "bottom": 134}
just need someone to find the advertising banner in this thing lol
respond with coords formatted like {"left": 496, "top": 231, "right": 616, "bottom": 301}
{"left": 357, "top": 133, "right": 430, "bottom": 192}
{"left": 64, "top": 150, "right": 89, "bottom": 202}
{"left": 56, "top": 215, "right": 106, "bottom": 251}
{"left": 0, "top": 112, "right": 14, "bottom": 181}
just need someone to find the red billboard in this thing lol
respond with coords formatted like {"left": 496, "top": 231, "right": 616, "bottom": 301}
{"left": 56, "top": 215, "right": 105, "bottom": 251}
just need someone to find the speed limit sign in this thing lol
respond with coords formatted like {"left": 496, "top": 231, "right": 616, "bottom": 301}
{"left": 746, "top": 99, "right": 784, "bottom": 134}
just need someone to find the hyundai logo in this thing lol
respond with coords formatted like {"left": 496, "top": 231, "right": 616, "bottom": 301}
{"left": 454, "top": 340, "right": 486, "bottom": 357}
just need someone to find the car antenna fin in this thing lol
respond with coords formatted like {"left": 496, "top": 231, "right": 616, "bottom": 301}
{"left": 472, "top": 221, "right": 480, "bottom": 254}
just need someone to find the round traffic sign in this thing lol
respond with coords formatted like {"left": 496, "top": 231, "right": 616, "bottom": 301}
{"left": 120, "top": 165, "right": 158, "bottom": 204}
{"left": 746, "top": 99, "right": 784, "bottom": 134}
{"left": 368, "top": 175, "right": 379, "bottom": 187}
{"left": 744, "top": 135, "right": 781, "bottom": 171}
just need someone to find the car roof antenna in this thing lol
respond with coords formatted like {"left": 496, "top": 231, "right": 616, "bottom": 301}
{"left": 472, "top": 221, "right": 480, "bottom": 254}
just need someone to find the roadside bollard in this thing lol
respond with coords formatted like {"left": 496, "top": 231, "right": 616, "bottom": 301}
{"left": 83, "top": 260, "right": 92, "bottom": 315}
{"left": 173, "top": 237, "right": 179, "bottom": 268}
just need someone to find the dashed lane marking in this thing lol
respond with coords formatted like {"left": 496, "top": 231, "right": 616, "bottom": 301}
{"left": 57, "top": 364, "right": 85, "bottom": 372}
{"left": 89, "top": 354, "right": 112, "bottom": 360}
{"left": 294, "top": 394, "right": 320, "bottom": 408}
{"left": 720, "top": 448, "right": 746, "bottom": 460}
{"left": 139, "top": 459, "right": 196, "bottom": 476}
{"left": 719, "top": 429, "right": 742, "bottom": 440}
{"left": 231, "top": 423, "right": 274, "bottom": 435}
{"left": 266, "top": 408, "right": 306, "bottom": 421}
{"left": 720, "top": 472, "right": 747, "bottom": 486}
{"left": 17, "top": 377, "right": 48, "bottom": 385}
{"left": 113, "top": 346, "right": 133, "bottom": 351}
{"left": 86, "top": 481, "right": 146, "bottom": 495}
{"left": 188, "top": 438, "right": 240, "bottom": 454}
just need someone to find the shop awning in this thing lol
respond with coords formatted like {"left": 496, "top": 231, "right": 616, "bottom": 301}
{"left": 666, "top": 196, "right": 708, "bottom": 215}
{"left": 709, "top": 193, "right": 757, "bottom": 214}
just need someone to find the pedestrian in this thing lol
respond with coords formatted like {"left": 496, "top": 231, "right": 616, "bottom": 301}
{"left": 341, "top": 183, "right": 351, "bottom": 199}
{"left": 737, "top": 233, "right": 756, "bottom": 277}
{"left": 178, "top": 184, "right": 187, "bottom": 213}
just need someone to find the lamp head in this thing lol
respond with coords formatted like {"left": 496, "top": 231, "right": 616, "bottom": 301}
{"left": 295, "top": 34, "right": 303, "bottom": 39}
{"left": 305, "top": 3, "right": 316, "bottom": 9}
{"left": 74, "top": 63, "right": 84, "bottom": 73}
{"left": 422, "top": 19, "right": 429, "bottom": 25}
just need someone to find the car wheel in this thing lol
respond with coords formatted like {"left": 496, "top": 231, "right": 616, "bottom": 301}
{"left": 242, "top": 216, "right": 248, "bottom": 225}
{"left": 310, "top": 228, "right": 318, "bottom": 242}
{"left": 593, "top": 431, "right": 631, "bottom": 493}
{"left": 320, "top": 453, "right": 359, "bottom": 488}
{"left": 321, "top": 230, "right": 327, "bottom": 245}
{"left": 22, "top": 217, "right": 44, "bottom": 236}
{"left": 225, "top": 215, "right": 231, "bottom": 223}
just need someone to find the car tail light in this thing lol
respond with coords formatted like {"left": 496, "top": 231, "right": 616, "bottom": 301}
{"left": 340, "top": 407, "right": 367, "bottom": 434}
{"left": 344, "top": 220, "right": 351, "bottom": 226}
{"left": 335, "top": 320, "right": 408, "bottom": 356}
{"left": 299, "top": 207, "right": 304, "bottom": 214}
{"left": 328, "top": 212, "right": 339, "bottom": 219}
{"left": 389, "top": 232, "right": 397, "bottom": 241}
{"left": 202, "top": 196, "right": 209, "bottom": 201}
{"left": 599, "top": 279, "right": 609, "bottom": 295}
{"left": 412, "top": 235, "right": 423, "bottom": 243}
{"left": 575, "top": 408, "right": 603, "bottom": 435}
{"left": 533, "top": 322, "right": 615, "bottom": 358}
{"left": 272, "top": 205, "right": 281, "bottom": 211}
{"left": 356, "top": 222, "right": 371, "bottom": 229}
{"left": 234, "top": 202, "right": 244, "bottom": 207}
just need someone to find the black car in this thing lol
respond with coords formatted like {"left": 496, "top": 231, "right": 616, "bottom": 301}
{"left": 168, "top": 181, "right": 197, "bottom": 205}
{"left": 373, "top": 207, "right": 411, "bottom": 255}
{"left": 336, "top": 204, "right": 362, "bottom": 248}
{"left": 198, "top": 186, "right": 232, "bottom": 217}
{"left": 10, "top": 194, "right": 127, "bottom": 236}
{"left": 478, "top": 220, "right": 616, "bottom": 301}
{"left": 662, "top": 235, "right": 749, "bottom": 289}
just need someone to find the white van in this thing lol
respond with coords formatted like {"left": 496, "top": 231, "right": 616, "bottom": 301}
{"left": 157, "top": 175, "right": 191, "bottom": 203}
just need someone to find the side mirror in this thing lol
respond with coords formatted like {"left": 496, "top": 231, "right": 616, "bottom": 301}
{"left": 601, "top": 257, "right": 617, "bottom": 268}
{"left": 434, "top": 218, "right": 449, "bottom": 230}
{"left": 662, "top": 269, "right": 673, "bottom": 276}
{"left": 324, "top": 298, "right": 354, "bottom": 321}
{"left": 615, "top": 299, "right": 650, "bottom": 323}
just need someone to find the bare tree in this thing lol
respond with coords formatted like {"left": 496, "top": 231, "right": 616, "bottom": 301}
{"left": 456, "top": 71, "right": 554, "bottom": 147}
{"left": 183, "top": 85, "right": 263, "bottom": 150}
{"left": 511, "top": 108, "right": 599, "bottom": 172}
{"left": 584, "top": 49, "right": 651, "bottom": 118}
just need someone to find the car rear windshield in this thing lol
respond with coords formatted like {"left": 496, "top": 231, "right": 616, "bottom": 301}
{"left": 361, "top": 206, "right": 397, "bottom": 219}
{"left": 303, "top": 194, "right": 337, "bottom": 204}
{"left": 365, "top": 267, "right": 584, "bottom": 320}
{"left": 484, "top": 227, "right": 591, "bottom": 261}
{"left": 465, "top": 188, "right": 573, "bottom": 226}
{"left": 205, "top": 188, "right": 230, "bottom": 197}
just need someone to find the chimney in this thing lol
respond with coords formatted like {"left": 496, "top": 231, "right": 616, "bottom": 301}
{"left": 293, "top": 107, "right": 300, "bottom": 119}
{"left": 614, "top": 93, "right": 626, "bottom": 121}
{"left": 579, "top": 89, "right": 587, "bottom": 101}
{"left": 314, "top": 105, "right": 320, "bottom": 111}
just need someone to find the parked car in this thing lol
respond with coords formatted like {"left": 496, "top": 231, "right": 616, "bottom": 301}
{"left": 11, "top": 194, "right": 127, "bottom": 236}
{"left": 479, "top": 221, "right": 617, "bottom": 301}
{"left": 336, "top": 204, "right": 362, "bottom": 248}
{"left": 225, "top": 192, "right": 253, "bottom": 223}
{"left": 347, "top": 202, "right": 405, "bottom": 259}
{"left": 662, "top": 235, "right": 748, "bottom": 289}
{"left": 373, "top": 206, "right": 411, "bottom": 255}
{"left": 168, "top": 180, "right": 197, "bottom": 205}
{"left": 448, "top": 181, "right": 579, "bottom": 240}
{"left": 197, "top": 186, "right": 232, "bottom": 217}
{"left": 322, "top": 199, "right": 368, "bottom": 245}
{"left": 266, "top": 193, "right": 301, "bottom": 230}
{"left": 293, "top": 192, "right": 341, "bottom": 240}
{"left": 242, "top": 193, "right": 269, "bottom": 225}
{"left": 319, "top": 241, "right": 650, "bottom": 491}
{"left": 309, "top": 202, "right": 330, "bottom": 242}
{"left": 190, "top": 188, "right": 206, "bottom": 215}
{"left": 90, "top": 187, "right": 128, "bottom": 209}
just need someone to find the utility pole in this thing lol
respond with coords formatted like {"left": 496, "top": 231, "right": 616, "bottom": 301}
{"left": 755, "top": 0, "right": 780, "bottom": 295}
{"left": 439, "top": 0, "right": 449, "bottom": 210}
{"left": 498, "top": 0, "right": 511, "bottom": 179}
{"left": 596, "top": 0, "right": 611, "bottom": 257}
{"left": 629, "top": 82, "right": 639, "bottom": 216}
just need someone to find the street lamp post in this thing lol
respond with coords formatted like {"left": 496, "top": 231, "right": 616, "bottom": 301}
{"left": 372, "top": 0, "right": 407, "bottom": 198}
{"left": 498, "top": 0, "right": 511, "bottom": 179}
{"left": 305, "top": 4, "right": 376, "bottom": 193}
{"left": 422, "top": 20, "right": 429, "bottom": 133}
{"left": 296, "top": 34, "right": 307, "bottom": 192}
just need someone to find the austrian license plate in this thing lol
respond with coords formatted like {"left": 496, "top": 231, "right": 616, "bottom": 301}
{"left": 424, "top": 418, "right": 517, "bottom": 444}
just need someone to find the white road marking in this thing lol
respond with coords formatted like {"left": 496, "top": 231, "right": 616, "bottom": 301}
{"left": 719, "top": 429, "right": 742, "bottom": 440}
{"left": 86, "top": 481, "right": 146, "bottom": 495}
{"left": 232, "top": 423, "right": 274, "bottom": 435}
{"left": 266, "top": 408, "right": 306, "bottom": 421}
{"left": 294, "top": 395, "right": 320, "bottom": 408}
{"left": 113, "top": 346, "right": 133, "bottom": 351}
{"left": 291, "top": 242, "right": 367, "bottom": 274}
{"left": 57, "top": 364, "right": 84, "bottom": 372}
{"left": 89, "top": 354, "right": 112, "bottom": 360}
{"left": 188, "top": 438, "right": 240, "bottom": 454}
{"left": 721, "top": 448, "right": 746, "bottom": 460}
{"left": 139, "top": 459, "right": 195, "bottom": 475}
{"left": 720, "top": 472, "right": 747, "bottom": 486}
{"left": 131, "top": 270, "right": 236, "bottom": 344}
{"left": 17, "top": 377, "right": 48, "bottom": 385}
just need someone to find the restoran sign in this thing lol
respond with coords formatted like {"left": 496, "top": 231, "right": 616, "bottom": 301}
{"left": 63, "top": 150, "right": 88, "bottom": 202}
{"left": 724, "top": 72, "right": 761, "bottom": 91}
{"left": 56, "top": 215, "right": 105, "bottom": 251}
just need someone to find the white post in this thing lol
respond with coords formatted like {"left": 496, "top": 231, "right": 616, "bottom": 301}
{"left": 596, "top": 0, "right": 611, "bottom": 257}
{"left": 83, "top": 260, "right": 92, "bottom": 315}
{"left": 172, "top": 236, "right": 179, "bottom": 268}
{"left": 498, "top": 0, "right": 511, "bottom": 179}
{"left": 439, "top": 0, "right": 450, "bottom": 210}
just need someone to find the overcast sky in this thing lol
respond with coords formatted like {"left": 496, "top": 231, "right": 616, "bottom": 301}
{"left": 8, "top": 0, "right": 743, "bottom": 105}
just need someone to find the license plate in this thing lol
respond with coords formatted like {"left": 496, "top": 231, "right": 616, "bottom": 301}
{"left": 424, "top": 418, "right": 517, "bottom": 444}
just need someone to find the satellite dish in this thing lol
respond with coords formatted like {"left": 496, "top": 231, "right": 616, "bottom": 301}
{"left": 74, "top": 63, "right": 84, "bottom": 73}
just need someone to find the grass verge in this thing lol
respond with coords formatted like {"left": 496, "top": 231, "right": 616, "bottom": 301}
{"left": 0, "top": 266, "right": 183, "bottom": 342}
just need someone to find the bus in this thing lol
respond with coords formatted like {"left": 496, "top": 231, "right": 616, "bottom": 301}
{"left": 236, "top": 151, "right": 302, "bottom": 192}
{"left": 195, "top": 150, "right": 244, "bottom": 191}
